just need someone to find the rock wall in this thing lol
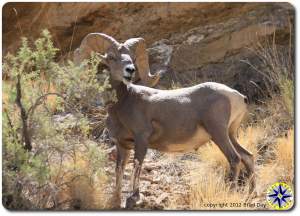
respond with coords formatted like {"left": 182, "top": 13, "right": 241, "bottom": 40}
{"left": 3, "top": 2, "right": 294, "bottom": 101}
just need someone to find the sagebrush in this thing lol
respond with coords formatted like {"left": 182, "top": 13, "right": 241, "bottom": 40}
{"left": 2, "top": 30, "right": 114, "bottom": 210}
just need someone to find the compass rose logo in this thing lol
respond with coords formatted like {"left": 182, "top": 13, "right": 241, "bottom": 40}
{"left": 266, "top": 182, "right": 293, "bottom": 210}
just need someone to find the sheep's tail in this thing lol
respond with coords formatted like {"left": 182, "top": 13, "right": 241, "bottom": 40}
{"left": 243, "top": 95, "right": 249, "bottom": 104}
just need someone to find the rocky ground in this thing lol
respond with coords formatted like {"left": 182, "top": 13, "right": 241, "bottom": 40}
{"left": 105, "top": 147, "right": 192, "bottom": 210}
{"left": 104, "top": 146, "right": 198, "bottom": 210}
{"left": 103, "top": 145, "right": 270, "bottom": 210}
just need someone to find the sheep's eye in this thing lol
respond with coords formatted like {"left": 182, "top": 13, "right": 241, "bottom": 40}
{"left": 107, "top": 53, "right": 116, "bottom": 61}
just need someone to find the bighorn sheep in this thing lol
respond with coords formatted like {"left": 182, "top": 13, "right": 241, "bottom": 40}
{"left": 74, "top": 33, "right": 255, "bottom": 208}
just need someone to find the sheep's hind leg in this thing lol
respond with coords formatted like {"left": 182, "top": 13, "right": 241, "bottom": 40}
{"left": 229, "top": 133, "right": 255, "bottom": 193}
{"left": 204, "top": 121, "right": 242, "bottom": 189}
{"left": 229, "top": 114, "right": 255, "bottom": 193}
{"left": 125, "top": 136, "right": 148, "bottom": 209}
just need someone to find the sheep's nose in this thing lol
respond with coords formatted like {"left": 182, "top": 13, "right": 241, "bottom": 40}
{"left": 125, "top": 66, "right": 135, "bottom": 74}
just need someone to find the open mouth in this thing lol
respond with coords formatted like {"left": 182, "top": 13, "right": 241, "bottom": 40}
{"left": 123, "top": 76, "right": 132, "bottom": 81}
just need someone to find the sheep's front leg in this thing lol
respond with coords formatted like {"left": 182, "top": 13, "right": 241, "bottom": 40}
{"left": 114, "top": 143, "right": 130, "bottom": 208}
{"left": 125, "top": 136, "right": 148, "bottom": 209}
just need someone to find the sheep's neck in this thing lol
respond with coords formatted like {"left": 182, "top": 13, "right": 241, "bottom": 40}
{"left": 111, "top": 80, "right": 129, "bottom": 104}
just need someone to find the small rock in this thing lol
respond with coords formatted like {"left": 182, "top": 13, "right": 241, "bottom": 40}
{"left": 186, "top": 34, "right": 205, "bottom": 44}
{"left": 155, "top": 192, "right": 169, "bottom": 205}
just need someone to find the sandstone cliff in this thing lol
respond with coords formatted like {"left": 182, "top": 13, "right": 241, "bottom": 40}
{"left": 3, "top": 2, "right": 294, "bottom": 101}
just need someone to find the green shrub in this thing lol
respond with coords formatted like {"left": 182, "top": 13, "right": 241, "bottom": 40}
{"left": 2, "top": 30, "right": 111, "bottom": 209}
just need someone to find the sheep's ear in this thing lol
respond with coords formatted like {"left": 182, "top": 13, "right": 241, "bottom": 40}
{"left": 124, "top": 38, "right": 160, "bottom": 87}
{"left": 74, "top": 33, "right": 119, "bottom": 65}
{"left": 98, "top": 53, "right": 109, "bottom": 66}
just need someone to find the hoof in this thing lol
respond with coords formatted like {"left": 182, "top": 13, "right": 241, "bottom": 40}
{"left": 125, "top": 196, "right": 136, "bottom": 209}
{"left": 125, "top": 191, "right": 140, "bottom": 209}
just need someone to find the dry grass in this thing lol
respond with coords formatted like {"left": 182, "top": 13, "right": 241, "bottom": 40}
{"left": 258, "top": 129, "right": 294, "bottom": 185}
{"left": 49, "top": 145, "right": 112, "bottom": 210}
{"left": 56, "top": 158, "right": 108, "bottom": 209}
{"left": 187, "top": 125, "right": 294, "bottom": 210}
{"left": 189, "top": 171, "right": 251, "bottom": 210}
{"left": 245, "top": 27, "right": 294, "bottom": 118}
{"left": 238, "top": 126, "right": 265, "bottom": 159}
{"left": 197, "top": 141, "right": 229, "bottom": 171}
{"left": 276, "top": 129, "right": 294, "bottom": 181}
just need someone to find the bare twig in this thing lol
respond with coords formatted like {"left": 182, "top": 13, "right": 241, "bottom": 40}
{"left": 27, "top": 92, "right": 65, "bottom": 117}
{"left": 15, "top": 75, "right": 32, "bottom": 151}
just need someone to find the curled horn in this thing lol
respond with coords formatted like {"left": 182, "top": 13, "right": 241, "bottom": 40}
{"left": 74, "top": 33, "right": 120, "bottom": 64}
{"left": 124, "top": 38, "right": 160, "bottom": 87}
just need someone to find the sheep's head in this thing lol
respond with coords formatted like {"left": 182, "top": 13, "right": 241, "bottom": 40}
{"left": 74, "top": 33, "right": 160, "bottom": 87}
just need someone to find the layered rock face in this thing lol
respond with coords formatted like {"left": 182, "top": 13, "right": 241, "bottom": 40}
{"left": 3, "top": 2, "right": 294, "bottom": 101}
